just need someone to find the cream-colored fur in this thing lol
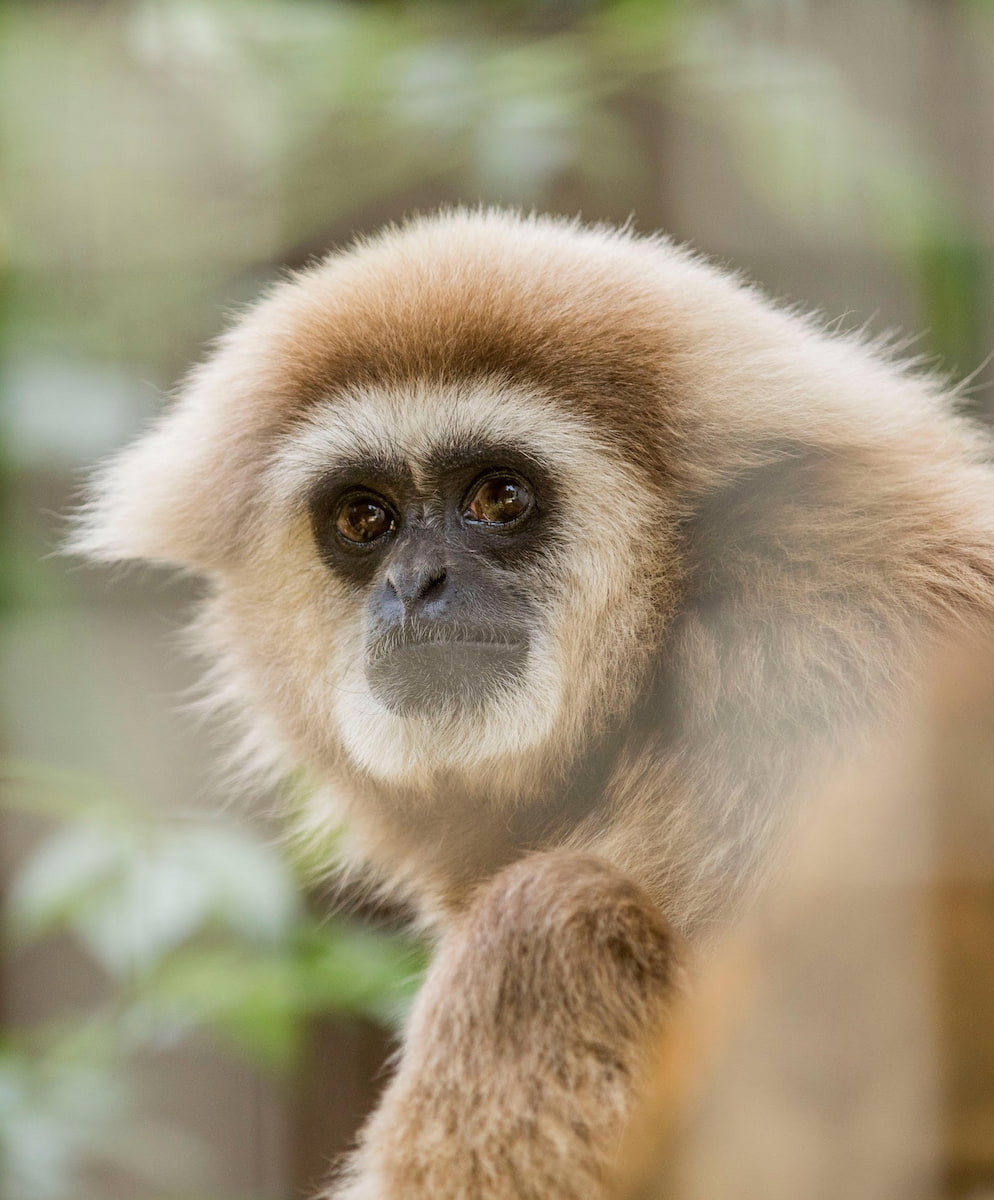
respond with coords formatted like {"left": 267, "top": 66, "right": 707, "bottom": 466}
{"left": 74, "top": 210, "right": 994, "bottom": 1198}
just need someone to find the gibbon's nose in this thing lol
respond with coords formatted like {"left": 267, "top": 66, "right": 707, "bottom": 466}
{"left": 385, "top": 560, "right": 448, "bottom": 612}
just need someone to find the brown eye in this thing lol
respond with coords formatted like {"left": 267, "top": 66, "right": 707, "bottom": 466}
{"left": 336, "top": 494, "right": 396, "bottom": 544}
{"left": 464, "top": 476, "right": 532, "bottom": 525}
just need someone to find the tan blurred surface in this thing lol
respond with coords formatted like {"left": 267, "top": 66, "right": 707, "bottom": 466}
{"left": 617, "top": 646, "right": 994, "bottom": 1200}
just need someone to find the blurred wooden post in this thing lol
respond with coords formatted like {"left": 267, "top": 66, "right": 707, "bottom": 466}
{"left": 292, "top": 1016, "right": 394, "bottom": 1198}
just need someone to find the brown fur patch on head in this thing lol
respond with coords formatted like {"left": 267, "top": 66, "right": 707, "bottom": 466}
{"left": 272, "top": 213, "right": 686, "bottom": 472}
{"left": 73, "top": 211, "right": 697, "bottom": 571}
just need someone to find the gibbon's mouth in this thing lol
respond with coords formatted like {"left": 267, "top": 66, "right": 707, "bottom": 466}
{"left": 365, "top": 634, "right": 529, "bottom": 716}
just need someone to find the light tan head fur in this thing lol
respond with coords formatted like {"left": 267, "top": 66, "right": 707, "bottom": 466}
{"left": 74, "top": 209, "right": 994, "bottom": 928}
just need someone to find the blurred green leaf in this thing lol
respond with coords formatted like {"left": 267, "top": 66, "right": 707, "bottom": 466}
{"left": 917, "top": 238, "right": 991, "bottom": 380}
{"left": 137, "top": 924, "right": 424, "bottom": 1071}
{"left": 0, "top": 1033, "right": 208, "bottom": 1200}
{"left": 6, "top": 817, "right": 301, "bottom": 976}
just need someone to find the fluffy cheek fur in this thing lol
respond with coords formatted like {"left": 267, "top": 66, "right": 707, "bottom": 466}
{"left": 206, "top": 382, "right": 675, "bottom": 795}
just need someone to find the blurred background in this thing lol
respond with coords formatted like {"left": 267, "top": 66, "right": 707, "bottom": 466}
{"left": 1, "top": 1, "right": 993, "bottom": 1198}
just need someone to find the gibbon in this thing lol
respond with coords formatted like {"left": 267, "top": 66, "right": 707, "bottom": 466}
{"left": 75, "top": 210, "right": 994, "bottom": 1199}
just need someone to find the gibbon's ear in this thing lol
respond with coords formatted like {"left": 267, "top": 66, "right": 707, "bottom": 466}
{"left": 72, "top": 367, "right": 258, "bottom": 571}
{"left": 70, "top": 284, "right": 313, "bottom": 572}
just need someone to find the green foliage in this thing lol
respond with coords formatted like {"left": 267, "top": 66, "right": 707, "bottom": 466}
{"left": 0, "top": 1031, "right": 210, "bottom": 1200}
{"left": 917, "top": 238, "right": 991, "bottom": 385}
{"left": 0, "top": 768, "right": 424, "bottom": 1199}
{"left": 8, "top": 819, "right": 300, "bottom": 974}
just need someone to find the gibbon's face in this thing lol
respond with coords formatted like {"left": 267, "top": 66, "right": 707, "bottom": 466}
{"left": 262, "top": 380, "right": 669, "bottom": 784}
{"left": 308, "top": 427, "right": 541, "bottom": 716}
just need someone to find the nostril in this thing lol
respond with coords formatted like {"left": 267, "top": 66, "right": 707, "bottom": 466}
{"left": 420, "top": 567, "right": 446, "bottom": 601}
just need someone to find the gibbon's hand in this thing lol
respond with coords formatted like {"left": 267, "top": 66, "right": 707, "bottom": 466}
{"left": 326, "top": 852, "right": 680, "bottom": 1200}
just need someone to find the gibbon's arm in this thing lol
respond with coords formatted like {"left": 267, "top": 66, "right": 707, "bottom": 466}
{"left": 326, "top": 852, "right": 680, "bottom": 1200}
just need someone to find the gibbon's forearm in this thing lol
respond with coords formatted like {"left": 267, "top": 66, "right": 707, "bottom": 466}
{"left": 326, "top": 852, "right": 680, "bottom": 1200}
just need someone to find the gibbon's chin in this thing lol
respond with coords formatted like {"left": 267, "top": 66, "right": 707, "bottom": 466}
{"left": 365, "top": 638, "right": 530, "bottom": 716}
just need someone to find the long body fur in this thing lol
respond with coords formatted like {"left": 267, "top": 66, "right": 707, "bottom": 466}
{"left": 76, "top": 210, "right": 994, "bottom": 1197}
